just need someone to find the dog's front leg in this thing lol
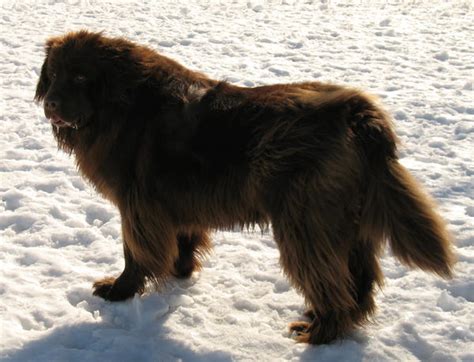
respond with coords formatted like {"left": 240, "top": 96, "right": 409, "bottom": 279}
{"left": 93, "top": 241, "right": 146, "bottom": 301}
{"left": 93, "top": 203, "right": 178, "bottom": 301}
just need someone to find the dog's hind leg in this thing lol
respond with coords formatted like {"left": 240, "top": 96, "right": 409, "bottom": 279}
{"left": 292, "top": 239, "right": 382, "bottom": 344}
{"left": 273, "top": 219, "right": 356, "bottom": 344}
{"left": 346, "top": 238, "right": 384, "bottom": 328}
{"left": 173, "top": 230, "right": 212, "bottom": 279}
{"left": 270, "top": 170, "right": 375, "bottom": 344}
{"left": 286, "top": 237, "right": 383, "bottom": 344}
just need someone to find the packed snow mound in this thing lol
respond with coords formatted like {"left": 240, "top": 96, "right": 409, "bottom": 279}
{"left": 1, "top": 1, "right": 473, "bottom": 361}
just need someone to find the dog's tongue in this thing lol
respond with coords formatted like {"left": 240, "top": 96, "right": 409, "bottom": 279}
{"left": 50, "top": 115, "right": 68, "bottom": 127}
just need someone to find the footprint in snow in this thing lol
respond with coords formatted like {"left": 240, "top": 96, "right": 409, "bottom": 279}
{"left": 434, "top": 51, "right": 449, "bottom": 61}
{"left": 158, "top": 40, "right": 175, "bottom": 48}
{"left": 2, "top": 189, "right": 24, "bottom": 211}
{"left": 268, "top": 66, "right": 289, "bottom": 77}
{"left": 85, "top": 203, "right": 115, "bottom": 226}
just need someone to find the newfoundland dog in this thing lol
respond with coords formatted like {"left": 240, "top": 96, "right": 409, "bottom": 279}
{"left": 35, "top": 31, "right": 455, "bottom": 344}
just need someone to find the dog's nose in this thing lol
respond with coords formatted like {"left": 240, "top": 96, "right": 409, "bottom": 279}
{"left": 45, "top": 98, "right": 60, "bottom": 112}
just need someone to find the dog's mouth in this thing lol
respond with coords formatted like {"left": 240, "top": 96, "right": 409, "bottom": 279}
{"left": 48, "top": 114, "right": 84, "bottom": 130}
{"left": 50, "top": 114, "right": 72, "bottom": 128}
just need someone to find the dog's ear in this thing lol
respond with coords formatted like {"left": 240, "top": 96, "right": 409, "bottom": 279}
{"left": 35, "top": 57, "right": 49, "bottom": 102}
{"left": 34, "top": 41, "right": 55, "bottom": 102}
{"left": 99, "top": 44, "right": 146, "bottom": 105}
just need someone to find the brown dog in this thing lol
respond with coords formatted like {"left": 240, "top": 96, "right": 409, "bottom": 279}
{"left": 35, "top": 30, "right": 455, "bottom": 344}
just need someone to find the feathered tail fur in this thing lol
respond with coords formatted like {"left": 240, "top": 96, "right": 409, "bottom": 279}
{"left": 356, "top": 96, "right": 456, "bottom": 279}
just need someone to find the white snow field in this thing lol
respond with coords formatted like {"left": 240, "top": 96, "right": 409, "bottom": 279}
{"left": 1, "top": 0, "right": 473, "bottom": 361}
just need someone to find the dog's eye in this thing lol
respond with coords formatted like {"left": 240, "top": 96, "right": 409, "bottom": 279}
{"left": 74, "top": 74, "right": 87, "bottom": 84}
{"left": 50, "top": 72, "right": 57, "bottom": 80}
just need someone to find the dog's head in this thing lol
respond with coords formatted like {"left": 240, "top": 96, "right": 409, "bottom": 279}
{"left": 35, "top": 31, "right": 144, "bottom": 131}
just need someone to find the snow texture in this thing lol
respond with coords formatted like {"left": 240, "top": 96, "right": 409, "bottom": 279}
{"left": 0, "top": 0, "right": 473, "bottom": 361}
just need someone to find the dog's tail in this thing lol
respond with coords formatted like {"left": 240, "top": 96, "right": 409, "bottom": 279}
{"left": 353, "top": 93, "right": 455, "bottom": 279}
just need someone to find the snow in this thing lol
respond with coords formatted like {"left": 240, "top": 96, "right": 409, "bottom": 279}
{"left": 0, "top": 0, "right": 473, "bottom": 361}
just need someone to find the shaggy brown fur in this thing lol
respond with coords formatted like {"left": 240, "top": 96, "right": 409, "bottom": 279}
{"left": 35, "top": 31, "right": 455, "bottom": 345}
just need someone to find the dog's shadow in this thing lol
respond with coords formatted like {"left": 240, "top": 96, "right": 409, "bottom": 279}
{"left": 3, "top": 284, "right": 234, "bottom": 362}
{"left": 3, "top": 282, "right": 367, "bottom": 362}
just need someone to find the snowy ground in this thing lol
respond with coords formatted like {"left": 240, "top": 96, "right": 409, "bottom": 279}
{"left": 1, "top": 0, "right": 473, "bottom": 361}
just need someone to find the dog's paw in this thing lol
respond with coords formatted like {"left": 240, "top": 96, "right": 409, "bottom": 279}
{"left": 172, "top": 265, "right": 194, "bottom": 279}
{"left": 92, "top": 277, "right": 116, "bottom": 300}
{"left": 92, "top": 276, "right": 136, "bottom": 301}
{"left": 289, "top": 321, "right": 312, "bottom": 343}
{"left": 289, "top": 320, "right": 311, "bottom": 333}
